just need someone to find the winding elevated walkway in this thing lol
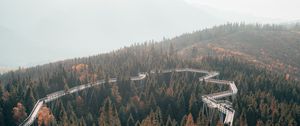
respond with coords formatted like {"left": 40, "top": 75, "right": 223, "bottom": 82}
{"left": 20, "top": 68, "right": 237, "bottom": 126}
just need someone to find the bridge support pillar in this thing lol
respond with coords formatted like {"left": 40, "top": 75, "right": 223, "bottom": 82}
{"left": 208, "top": 108, "right": 215, "bottom": 125}
{"left": 219, "top": 112, "right": 224, "bottom": 124}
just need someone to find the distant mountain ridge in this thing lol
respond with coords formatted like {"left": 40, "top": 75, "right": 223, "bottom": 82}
{"left": 0, "top": 66, "right": 16, "bottom": 74}
{"left": 2, "top": 23, "right": 300, "bottom": 78}
{"left": 165, "top": 23, "right": 300, "bottom": 78}
{"left": 1, "top": 0, "right": 288, "bottom": 67}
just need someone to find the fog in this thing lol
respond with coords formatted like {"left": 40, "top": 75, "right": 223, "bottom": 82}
{"left": 187, "top": 0, "right": 300, "bottom": 20}
{"left": 0, "top": 0, "right": 298, "bottom": 67}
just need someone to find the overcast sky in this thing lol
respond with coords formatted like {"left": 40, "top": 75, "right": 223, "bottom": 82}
{"left": 186, "top": 0, "right": 300, "bottom": 21}
{"left": 0, "top": 0, "right": 299, "bottom": 67}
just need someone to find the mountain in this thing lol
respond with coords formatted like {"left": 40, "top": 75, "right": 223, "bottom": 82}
{"left": 165, "top": 23, "right": 300, "bottom": 79}
{"left": 1, "top": 0, "right": 285, "bottom": 67}
{"left": 0, "top": 67, "right": 16, "bottom": 74}
{"left": 0, "top": 23, "right": 299, "bottom": 126}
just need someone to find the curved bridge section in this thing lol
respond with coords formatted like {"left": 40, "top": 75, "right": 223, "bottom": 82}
{"left": 20, "top": 68, "right": 237, "bottom": 126}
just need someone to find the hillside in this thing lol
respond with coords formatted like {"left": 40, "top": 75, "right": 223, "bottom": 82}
{"left": 0, "top": 23, "right": 300, "bottom": 126}
{"left": 168, "top": 24, "right": 300, "bottom": 79}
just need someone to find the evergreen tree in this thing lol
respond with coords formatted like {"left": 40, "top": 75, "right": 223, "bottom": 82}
{"left": 127, "top": 113, "right": 135, "bottom": 126}
{"left": 24, "top": 86, "right": 36, "bottom": 112}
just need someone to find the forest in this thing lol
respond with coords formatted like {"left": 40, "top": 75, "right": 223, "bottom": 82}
{"left": 0, "top": 23, "right": 300, "bottom": 126}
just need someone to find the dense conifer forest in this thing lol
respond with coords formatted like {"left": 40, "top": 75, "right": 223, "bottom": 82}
{"left": 0, "top": 24, "right": 300, "bottom": 126}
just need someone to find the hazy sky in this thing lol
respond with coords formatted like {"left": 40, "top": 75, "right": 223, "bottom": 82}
{"left": 186, "top": 0, "right": 300, "bottom": 21}
{"left": 0, "top": 0, "right": 299, "bottom": 67}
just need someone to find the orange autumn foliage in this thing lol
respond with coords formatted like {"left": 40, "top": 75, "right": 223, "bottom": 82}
{"left": 72, "top": 64, "right": 98, "bottom": 82}
{"left": 131, "top": 95, "right": 140, "bottom": 103}
{"left": 166, "top": 87, "right": 174, "bottom": 96}
{"left": 2, "top": 91, "right": 10, "bottom": 101}
{"left": 285, "top": 74, "right": 290, "bottom": 80}
{"left": 76, "top": 96, "right": 84, "bottom": 107}
{"left": 185, "top": 113, "right": 196, "bottom": 126}
{"left": 111, "top": 84, "right": 122, "bottom": 103}
{"left": 12, "top": 102, "right": 27, "bottom": 122}
{"left": 130, "top": 95, "right": 145, "bottom": 109}
{"left": 37, "top": 105, "right": 54, "bottom": 126}
{"left": 72, "top": 64, "right": 88, "bottom": 72}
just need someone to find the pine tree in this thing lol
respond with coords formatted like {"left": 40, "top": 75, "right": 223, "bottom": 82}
{"left": 256, "top": 120, "right": 264, "bottom": 126}
{"left": 127, "top": 113, "right": 135, "bottom": 126}
{"left": 185, "top": 113, "right": 195, "bottom": 126}
{"left": 98, "top": 111, "right": 106, "bottom": 126}
{"left": 86, "top": 112, "right": 94, "bottom": 126}
{"left": 180, "top": 115, "right": 187, "bottom": 126}
{"left": 0, "top": 83, "right": 3, "bottom": 99}
{"left": 112, "top": 104, "right": 121, "bottom": 126}
{"left": 239, "top": 110, "right": 247, "bottom": 126}
{"left": 155, "top": 107, "right": 163, "bottom": 125}
{"left": 79, "top": 116, "right": 87, "bottom": 126}
{"left": 99, "top": 98, "right": 121, "bottom": 126}
{"left": 166, "top": 115, "right": 173, "bottom": 126}
{"left": 188, "top": 93, "right": 196, "bottom": 111}
{"left": 196, "top": 112, "right": 208, "bottom": 126}
{"left": 216, "top": 120, "right": 224, "bottom": 126}
{"left": 24, "top": 86, "right": 36, "bottom": 112}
